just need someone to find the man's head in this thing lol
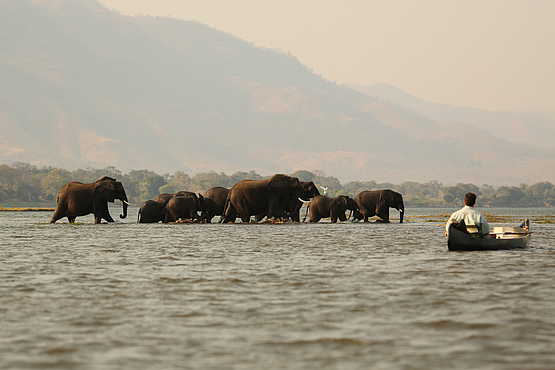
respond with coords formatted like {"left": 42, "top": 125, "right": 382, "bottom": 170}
{"left": 464, "top": 192, "right": 477, "bottom": 207}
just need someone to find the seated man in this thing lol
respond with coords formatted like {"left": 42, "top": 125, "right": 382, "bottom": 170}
{"left": 445, "top": 192, "right": 490, "bottom": 237}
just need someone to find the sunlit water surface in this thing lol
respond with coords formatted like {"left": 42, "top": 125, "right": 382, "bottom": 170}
{"left": 1, "top": 207, "right": 555, "bottom": 370}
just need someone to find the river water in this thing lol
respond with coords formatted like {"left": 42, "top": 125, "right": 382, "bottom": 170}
{"left": 1, "top": 207, "right": 555, "bottom": 370}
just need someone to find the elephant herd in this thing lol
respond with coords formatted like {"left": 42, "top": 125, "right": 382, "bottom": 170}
{"left": 50, "top": 174, "right": 405, "bottom": 224}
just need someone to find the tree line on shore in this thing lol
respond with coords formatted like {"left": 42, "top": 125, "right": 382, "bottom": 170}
{"left": 1, "top": 162, "right": 554, "bottom": 207}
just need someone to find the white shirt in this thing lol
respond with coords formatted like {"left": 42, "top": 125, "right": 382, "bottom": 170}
{"left": 445, "top": 205, "right": 490, "bottom": 235}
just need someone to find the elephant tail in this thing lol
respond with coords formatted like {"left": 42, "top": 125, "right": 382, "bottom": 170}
{"left": 221, "top": 196, "right": 232, "bottom": 223}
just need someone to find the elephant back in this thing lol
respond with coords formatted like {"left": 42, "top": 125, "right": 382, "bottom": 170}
{"left": 166, "top": 195, "right": 199, "bottom": 221}
{"left": 138, "top": 200, "right": 165, "bottom": 223}
{"left": 355, "top": 190, "right": 378, "bottom": 208}
{"left": 156, "top": 193, "right": 174, "bottom": 205}
{"left": 175, "top": 191, "right": 198, "bottom": 199}
{"left": 204, "top": 187, "right": 230, "bottom": 208}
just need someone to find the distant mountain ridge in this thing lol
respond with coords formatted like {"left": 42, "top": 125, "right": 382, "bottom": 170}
{"left": 1, "top": 0, "right": 553, "bottom": 184}
{"left": 354, "top": 83, "right": 555, "bottom": 152}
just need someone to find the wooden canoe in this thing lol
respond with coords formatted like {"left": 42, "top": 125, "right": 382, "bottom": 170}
{"left": 447, "top": 222, "right": 531, "bottom": 251}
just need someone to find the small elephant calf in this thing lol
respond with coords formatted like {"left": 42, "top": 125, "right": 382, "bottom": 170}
{"left": 306, "top": 195, "right": 359, "bottom": 223}
{"left": 137, "top": 200, "right": 166, "bottom": 223}
{"left": 164, "top": 195, "right": 201, "bottom": 222}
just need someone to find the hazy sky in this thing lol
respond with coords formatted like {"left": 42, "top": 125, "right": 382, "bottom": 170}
{"left": 99, "top": 0, "right": 555, "bottom": 112}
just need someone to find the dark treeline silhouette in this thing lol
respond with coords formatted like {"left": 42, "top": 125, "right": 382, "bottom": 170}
{"left": 1, "top": 163, "right": 554, "bottom": 207}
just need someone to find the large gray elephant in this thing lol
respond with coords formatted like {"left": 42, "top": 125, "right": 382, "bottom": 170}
{"left": 254, "top": 181, "right": 320, "bottom": 222}
{"left": 164, "top": 194, "right": 203, "bottom": 222}
{"left": 288, "top": 181, "right": 321, "bottom": 221}
{"left": 137, "top": 200, "right": 166, "bottom": 223}
{"left": 306, "top": 195, "right": 359, "bottom": 223}
{"left": 50, "top": 176, "right": 128, "bottom": 224}
{"left": 200, "top": 187, "right": 229, "bottom": 223}
{"left": 353, "top": 189, "right": 404, "bottom": 223}
{"left": 222, "top": 174, "right": 304, "bottom": 223}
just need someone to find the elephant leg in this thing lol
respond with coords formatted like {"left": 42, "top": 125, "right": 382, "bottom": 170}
{"left": 50, "top": 208, "right": 65, "bottom": 224}
{"left": 222, "top": 202, "right": 237, "bottom": 223}
{"left": 309, "top": 215, "right": 321, "bottom": 223}
{"left": 339, "top": 213, "right": 347, "bottom": 222}
{"left": 101, "top": 207, "right": 115, "bottom": 222}
{"left": 377, "top": 208, "right": 390, "bottom": 222}
{"left": 360, "top": 208, "right": 370, "bottom": 223}
{"left": 96, "top": 202, "right": 114, "bottom": 223}
{"left": 236, "top": 199, "right": 252, "bottom": 223}
{"left": 267, "top": 197, "right": 284, "bottom": 219}
{"left": 331, "top": 208, "right": 344, "bottom": 223}
{"left": 68, "top": 216, "right": 76, "bottom": 223}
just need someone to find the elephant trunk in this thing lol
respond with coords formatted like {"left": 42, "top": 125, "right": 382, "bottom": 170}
{"left": 119, "top": 191, "right": 129, "bottom": 219}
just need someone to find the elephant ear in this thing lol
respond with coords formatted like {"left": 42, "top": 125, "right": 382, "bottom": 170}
{"left": 345, "top": 196, "right": 355, "bottom": 210}
{"left": 332, "top": 197, "right": 346, "bottom": 211}
{"left": 330, "top": 197, "right": 346, "bottom": 219}
{"left": 311, "top": 182, "right": 321, "bottom": 196}
{"left": 395, "top": 192, "right": 404, "bottom": 208}
{"left": 385, "top": 190, "right": 397, "bottom": 208}
{"left": 343, "top": 196, "right": 350, "bottom": 207}
{"left": 303, "top": 181, "right": 319, "bottom": 197}
{"left": 94, "top": 181, "right": 116, "bottom": 202}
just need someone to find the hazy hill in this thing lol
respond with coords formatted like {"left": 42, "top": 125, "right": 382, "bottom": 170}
{"left": 1, "top": 0, "right": 553, "bottom": 184}
{"left": 354, "top": 83, "right": 555, "bottom": 152}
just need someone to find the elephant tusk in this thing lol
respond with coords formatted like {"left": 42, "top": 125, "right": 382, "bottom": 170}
{"left": 122, "top": 200, "right": 130, "bottom": 205}
{"left": 298, "top": 198, "right": 310, "bottom": 203}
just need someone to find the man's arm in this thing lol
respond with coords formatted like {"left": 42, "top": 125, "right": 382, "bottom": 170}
{"left": 445, "top": 210, "right": 462, "bottom": 236}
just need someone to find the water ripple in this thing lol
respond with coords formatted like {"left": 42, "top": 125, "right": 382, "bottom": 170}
{"left": 1, "top": 208, "right": 555, "bottom": 369}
